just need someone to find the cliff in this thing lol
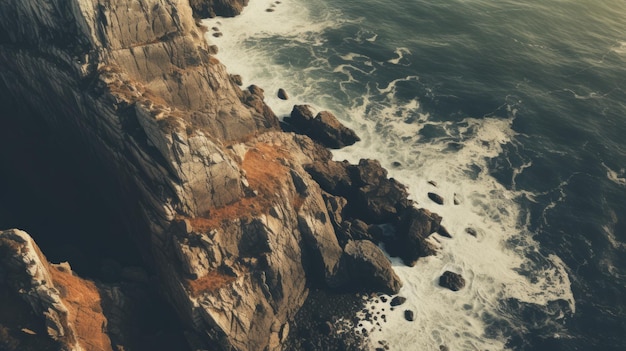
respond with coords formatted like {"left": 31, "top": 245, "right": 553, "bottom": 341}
{"left": 0, "top": 1, "right": 443, "bottom": 350}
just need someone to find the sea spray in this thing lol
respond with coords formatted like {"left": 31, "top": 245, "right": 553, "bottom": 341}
{"left": 203, "top": 0, "right": 576, "bottom": 349}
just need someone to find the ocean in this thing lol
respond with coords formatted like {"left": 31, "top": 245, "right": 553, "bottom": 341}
{"left": 203, "top": 0, "right": 626, "bottom": 349}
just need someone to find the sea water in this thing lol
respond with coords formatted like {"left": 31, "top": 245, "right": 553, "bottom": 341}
{"left": 203, "top": 0, "right": 626, "bottom": 349}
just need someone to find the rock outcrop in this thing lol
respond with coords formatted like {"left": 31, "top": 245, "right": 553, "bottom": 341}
{"left": 0, "top": 229, "right": 112, "bottom": 351}
{"left": 0, "top": 1, "right": 445, "bottom": 350}
{"left": 285, "top": 105, "right": 361, "bottom": 149}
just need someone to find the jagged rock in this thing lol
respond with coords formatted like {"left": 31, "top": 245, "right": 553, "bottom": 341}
{"left": 387, "top": 207, "right": 441, "bottom": 266}
{"left": 307, "top": 159, "right": 414, "bottom": 224}
{"left": 465, "top": 227, "right": 478, "bottom": 237}
{"left": 340, "top": 240, "right": 402, "bottom": 295}
{"left": 231, "top": 74, "right": 243, "bottom": 86}
{"left": 437, "top": 225, "right": 452, "bottom": 238}
{"left": 347, "top": 159, "right": 412, "bottom": 223}
{"left": 285, "top": 105, "right": 360, "bottom": 149}
{"left": 305, "top": 160, "right": 353, "bottom": 195}
{"left": 439, "top": 271, "right": 466, "bottom": 291}
{"left": 0, "top": 229, "right": 114, "bottom": 351}
{"left": 428, "top": 192, "right": 444, "bottom": 205}
{"left": 278, "top": 88, "right": 289, "bottom": 100}
{"left": 189, "top": 0, "right": 250, "bottom": 18}
{"left": 0, "top": 1, "right": 450, "bottom": 350}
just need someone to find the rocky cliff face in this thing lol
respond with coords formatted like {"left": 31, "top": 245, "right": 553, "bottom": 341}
{"left": 0, "top": 1, "right": 440, "bottom": 350}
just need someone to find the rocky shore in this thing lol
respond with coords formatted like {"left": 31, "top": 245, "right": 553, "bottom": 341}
{"left": 0, "top": 1, "right": 454, "bottom": 350}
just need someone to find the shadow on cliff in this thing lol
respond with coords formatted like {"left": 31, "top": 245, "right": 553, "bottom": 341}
{"left": 0, "top": 100, "right": 142, "bottom": 277}
{"left": 0, "top": 99, "right": 190, "bottom": 351}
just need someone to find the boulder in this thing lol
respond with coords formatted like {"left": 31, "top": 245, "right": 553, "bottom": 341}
{"left": 387, "top": 207, "right": 441, "bottom": 266}
{"left": 305, "top": 160, "right": 353, "bottom": 196}
{"left": 285, "top": 105, "right": 360, "bottom": 149}
{"left": 390, "top": 296, "right": 406, "bottom": 307}
{"left": 347, "top": 159, "right": 412, "bottom": 223}
{"left": 340, "top": 240, "right": 402, "bottom": 295}
{"left": 277, "top": 88, "right": 289, "bottom": 100}
{"left": 404, "top": 310, "right": 415, "bottom": 322}
{"left": 428, "top": 192, "right": 444, "bottom": 205}
{"left": 439, "top": 271, "right": 466, "bottom": 291}
{"left": 189, "top": 0, "right": 250, "bottom": 18}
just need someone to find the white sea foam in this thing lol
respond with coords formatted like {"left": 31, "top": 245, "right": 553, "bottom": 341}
{"left": 611, "top": 41, "right": 626, "bottom": 56}
{"left": 602, "top": 162, "right": 626, "bottom": 186}
{"left": 203, "top": 1, "right": 575, "bottom": 349}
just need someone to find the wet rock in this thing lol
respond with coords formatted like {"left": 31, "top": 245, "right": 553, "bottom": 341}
{"left": 439, "top": 271, "right": 466, "bottom": 291}
{"left": 404, "top": 310, "right": 415, "bottom": 322}
{"left": 465, "top": 227, "right": 478, "bottom": 237}
{"left": 387, "top": 207, "right": 441, "bottom": 266}
{"left": 285, "top": 105, "right": 361, "bottom": 149}
{"left": 189, "top": 0, "right": 249, "bottom": 18}
{"left": 278, "top": 88, "right": 289, "bottom": 100}
{"left": 428, "top": 192, "right": 444, "bottom": 205}
{"left": 390, "top": 296, "right": 406, "bottom": 306}
{"left": 437, "top": 225, "right": 452, "bottom": 238}
{"left": 453, "top": 193, "right": 461, "bottom": 205}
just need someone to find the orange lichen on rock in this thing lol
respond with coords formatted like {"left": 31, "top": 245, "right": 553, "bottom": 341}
{"left": 49, "top": 266, "right": 113, "bottom": 351}
{"left": 188, "top": 142, "right": 291, "bottom": 230}
{"left": 187, "top": 270, "right": 237, "bottom": 296}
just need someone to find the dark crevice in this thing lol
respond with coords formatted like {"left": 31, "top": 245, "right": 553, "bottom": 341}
{"left": 0, "top": 96, "right": 190, "bottom": 351}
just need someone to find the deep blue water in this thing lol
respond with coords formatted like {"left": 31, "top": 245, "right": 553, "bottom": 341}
{"left": 207, "top": 0, "right": 626, "bottom": 349}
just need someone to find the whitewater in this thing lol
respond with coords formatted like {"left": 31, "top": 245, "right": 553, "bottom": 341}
{"left": 203, "top": 0, "right": 579, "bottom": 349}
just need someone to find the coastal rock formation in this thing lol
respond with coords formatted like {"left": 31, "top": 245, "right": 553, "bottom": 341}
{"left": 285, "top": 105, "right": 361, "bottom": 149}
{"left": 0, "top": 1, "right": 444, "bottom": 350}
{"left": 189, "top": 0, "right": 249, "bottom": 18}
{"left": 0, "top": 229, "right": 113, "bottom": 351}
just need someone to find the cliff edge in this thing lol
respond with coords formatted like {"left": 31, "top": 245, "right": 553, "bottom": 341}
{"left": 0, "top": 1, "right": 443, "bottom": 350}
